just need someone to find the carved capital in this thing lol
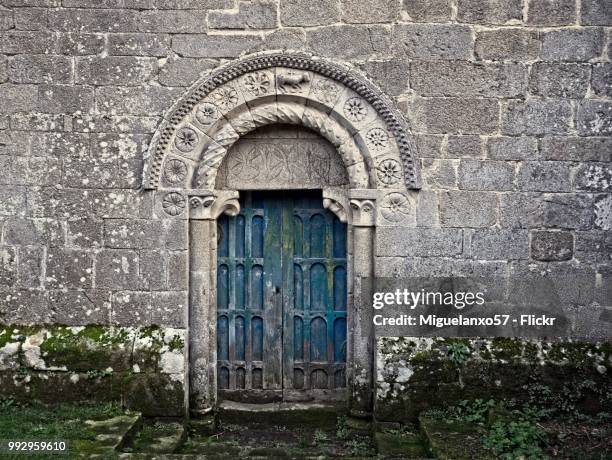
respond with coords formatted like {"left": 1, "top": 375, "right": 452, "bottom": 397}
{"left": 349, "top": 189, "right": 378, "bottom": 227}
{"left": 189, "top": 190, "right": 240, "bottom": 220}
{"left": 322, "top": 188, "right": 350, "bottom": 223}
{"left": 349, "top": 199, "right": 376, "bottom": 227}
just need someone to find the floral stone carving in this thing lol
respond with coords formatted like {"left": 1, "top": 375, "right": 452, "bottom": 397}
{"left": 243, "top": 72, "right": 272, "bottom": 96}
{"left": 380, "top": 192, "right": 411, "bottom": 222}
{"left": 366, "top": 128, "right": 389, "bottom": 151}
{"left": 175, "top": 127, "right": 198, "bottom": 153}
{"left": 312, "top": 79, "right": 340, "bottom": 104}
{"left": 162, "top": 192, "right": 187, "bottom": 216}
{"left": 212, "top": 87, "right": 238, "bottom": 110}
{"left": 196, "top": 103, "right": 219, "bottom": 126}
{"left": 344, "top": 97, "right": 368, "bottom": 122}
{"left": 376, "top": 159, "right": 402, "bottom": 186}
{"left": 144, "top": 52, "right": 421, "bottom": 190}
{"left": 164, "top": 159, "right": 188, "bottom": 184}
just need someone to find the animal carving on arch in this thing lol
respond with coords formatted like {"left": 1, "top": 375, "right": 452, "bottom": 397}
{"left": 144, "top": 52, "right": 421, "bottom": 192}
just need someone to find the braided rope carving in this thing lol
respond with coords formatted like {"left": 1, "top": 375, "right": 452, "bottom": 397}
{"left": 145, "top": 51, "right": 421, "bottom": 190}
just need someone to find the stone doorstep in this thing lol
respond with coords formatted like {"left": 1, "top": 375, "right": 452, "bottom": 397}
{"left": 418, "top": 414, "right": 494, "bottom": 460}
{"left": 125, "top": 419, "right": 187, "bottom": 454}
{"left": 74, "top": 413, "right": 142, "bottom": 454}
{"left": 217, "top": 400, "right": 347, "bottom": 430}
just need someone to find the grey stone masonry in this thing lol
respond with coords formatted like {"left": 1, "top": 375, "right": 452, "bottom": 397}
{"left": 0, "top": 0, "right": 609, "bottom": 415}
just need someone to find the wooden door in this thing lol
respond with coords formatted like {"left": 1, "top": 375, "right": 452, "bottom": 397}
{"left": 216, "top": 191, "right": 347, "bottom": 403}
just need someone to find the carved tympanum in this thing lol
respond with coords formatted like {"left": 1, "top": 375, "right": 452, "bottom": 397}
{"left": 144, "top": 52, "right": 421, "bottom": 190}
{"left": 216, "top": 134, "right": 349, "bottom": 190}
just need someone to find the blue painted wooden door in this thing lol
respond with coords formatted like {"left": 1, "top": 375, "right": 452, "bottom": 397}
{"left": 216, "top": 191, "right": 347, "bottom": 402}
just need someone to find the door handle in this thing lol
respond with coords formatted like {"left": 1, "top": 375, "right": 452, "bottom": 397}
{"left": 274, "top": 286, "right": 280, "bottom": 294}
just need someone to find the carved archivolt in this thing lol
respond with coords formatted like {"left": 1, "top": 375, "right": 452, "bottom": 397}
{"left": 143, "top": 51, "right": 421, "bottom": 192}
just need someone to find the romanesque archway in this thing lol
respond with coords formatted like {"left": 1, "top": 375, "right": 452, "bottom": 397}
{"left": 143, "top": 51, "right": 421, "bottom": 416}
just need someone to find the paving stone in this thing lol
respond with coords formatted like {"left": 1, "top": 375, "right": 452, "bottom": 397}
{"left": 280, "top": 0, "right": 340, "bottom": 26}
{"left": 502, "top": 100, "right": 572, "bottom": 135}
{"left": 475, "top": 28, "right": 540, "bottom": 61}
{"left": 411, "top": 61, "right": 527, "bottom": 97}
{"left": 529, "top": 63, "right": 589, "bottom": 98}
{"left": 576, "top": 101, "right": 612, "bottom": 136}
{"left": 531, "top": 230, "right": 574, "bottom": 261}
{"left": 440, "top": 191, "right": 498, "bottom": 227}
{"left": 541, "top": 28, "right": 605, "bottom": 61}
{"left": 341, "top": 0, "right": 400, "bottom": 23}
{"left": 457, "top": 0, "right": 522, "bottom": 24}
{"left": 527, "top": 0, "right": 576, "bottom": 25}
{"left": 392, "top": 24, "right": 473, "bottom": 60}
{"left": 458, "top": 159, "right": 515, "bottom": 191}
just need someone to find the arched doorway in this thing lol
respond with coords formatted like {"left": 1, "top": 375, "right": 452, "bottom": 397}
{"left": 142, "top": 51, "right": 421, "bottom": 417}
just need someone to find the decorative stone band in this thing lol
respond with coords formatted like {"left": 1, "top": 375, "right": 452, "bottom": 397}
{"left": 323, "top": 188, "right": 377, "bottom": 227}
{"left": 188, "top": 190, "right": 241, "bottom": 220}
{"left": 143, "top": 51, "right": 421, "bottom": 191}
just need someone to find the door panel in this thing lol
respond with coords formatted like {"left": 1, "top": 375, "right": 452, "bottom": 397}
{"left": 217, "top": 191, "right": 347, "bottom": 402}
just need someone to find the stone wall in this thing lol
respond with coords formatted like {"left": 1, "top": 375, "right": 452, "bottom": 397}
{"left": 0, "top": 0, "right": 610, "bottom": 417}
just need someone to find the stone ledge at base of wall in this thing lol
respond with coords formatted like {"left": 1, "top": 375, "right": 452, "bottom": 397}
{"left": 376, "top": 337, "right": 612, "bottom": 423}
{"left": 0, "top": 325, "right": 185, "bottom": 417}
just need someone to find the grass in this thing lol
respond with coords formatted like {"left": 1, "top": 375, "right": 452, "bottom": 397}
{"left": 0, "top": 399, "right": 125, "bottom": 458}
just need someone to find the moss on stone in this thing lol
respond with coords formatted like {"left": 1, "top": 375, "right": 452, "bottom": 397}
{"left": 489, "top": 338, "right": 523, "bottom": 362}
{"left": 39, "top": 326, "right": 133, "bottom": 372}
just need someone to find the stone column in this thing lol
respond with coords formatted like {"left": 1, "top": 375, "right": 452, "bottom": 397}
{"left": 324, "top": 188, "right": 377, "bottom": 417}
{"left": 348, "top": 190, "right": 377, "bottom": 417}
{"left": 188, "top": 191, "right": 240, "bottom": 415}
